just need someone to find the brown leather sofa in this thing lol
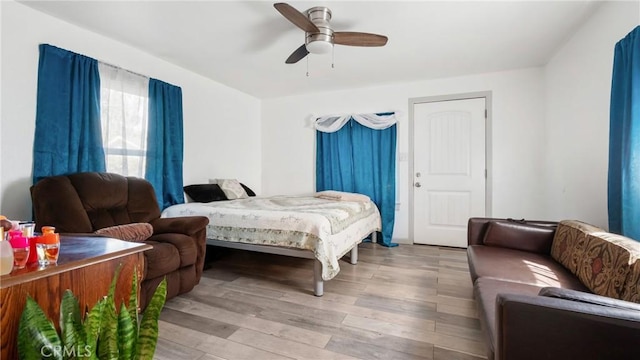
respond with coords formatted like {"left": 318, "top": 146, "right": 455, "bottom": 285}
{"left": 31, "top": 172, "right": 209, "bottom": 310}
{"left": 467, "top": 218, "right": 640, "bottom": 360}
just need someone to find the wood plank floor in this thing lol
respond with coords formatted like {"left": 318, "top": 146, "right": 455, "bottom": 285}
{"left": 154, "top": 243, "right": 487, "bottom": 360}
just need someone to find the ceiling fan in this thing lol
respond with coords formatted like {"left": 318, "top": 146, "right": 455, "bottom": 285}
{"left": 274, "top": 2, "right": 388, "bottom": 64}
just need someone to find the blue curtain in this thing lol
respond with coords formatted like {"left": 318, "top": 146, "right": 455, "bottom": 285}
{"left": 33, "top": 44, "right": 105, "bottom": 184}
{"left": 608, "top": 26, "right": 640, "bottom": 241}
{"left": 146, "top": 79, "right": 185, "bottom": 209}
{"left": 316, "top": 118, "right": 397, "bottom": 247}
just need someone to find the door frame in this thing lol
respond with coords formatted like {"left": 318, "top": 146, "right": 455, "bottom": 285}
{"left": 408, "top": 91, "right": 493, "bottom": 244}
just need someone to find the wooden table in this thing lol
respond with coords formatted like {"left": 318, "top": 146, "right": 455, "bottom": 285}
{"left": 0, "top": 235, "right": 151, "bottom": 360}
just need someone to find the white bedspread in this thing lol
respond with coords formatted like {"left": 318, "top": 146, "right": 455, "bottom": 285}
{"left": 161, "top": 195, "right": 381, "bottom": 280}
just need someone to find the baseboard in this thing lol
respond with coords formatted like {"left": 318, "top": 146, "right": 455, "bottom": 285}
{"left": 393, "top": 238, "right": 412, "bottom": 245}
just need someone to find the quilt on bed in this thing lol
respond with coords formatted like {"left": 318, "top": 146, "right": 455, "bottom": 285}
{"left": 161, "top": 195, "right": 381, "bottom": 280}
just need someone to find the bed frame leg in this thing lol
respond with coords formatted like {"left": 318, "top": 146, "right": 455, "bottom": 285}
{"left": 350, "top": 245, "right": 358, "bottom": 265}
{"left": 371, "top": 231, "right": 377, "bottom": 244}
{"left": 313, "top": 259, "right": 323, "bottom": 296}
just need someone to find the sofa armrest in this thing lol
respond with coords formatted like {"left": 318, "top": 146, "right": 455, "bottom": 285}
{"left": 149, "top": 216, "right": 209, "bottom": 236}
{"left": 539, "top": 287, "right": 640, "bottom": 311}
{"left": 495, "top": 293, "right": 640, "bottom": 360}
{"left": 148, "top": 216, "right": 209, "bottom": 285}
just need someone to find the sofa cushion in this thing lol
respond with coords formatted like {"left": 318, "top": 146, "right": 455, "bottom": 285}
{"left": 483, "top": 220, "right": 555, "bottom": 254}
{"left": 553, "top": 221, "right": 640, "bottom": 299}
{"left": 551, "top": 220, "right": 603, "bottom": 275}
{"left": 578, "top": 232, "right": 640, "bottom": 299}
{"left": 67, "top": 172, "right": 132, "bottom": 229}
{"left": 126, "top": 177, "right": 162, "bottom": 223}
{"left": 467, "top": 245, "right": 589, "bottom": 290}
{"left": 30, "top": 176, "right": 94, "bottom": 233}
{"left": 94, "top": 223, "right": 153, "bottom": 242}
{"left": 622, "top": 260, "right": 640, "bottom": 303}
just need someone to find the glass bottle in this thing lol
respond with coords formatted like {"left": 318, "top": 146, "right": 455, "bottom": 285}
{"left": 9, "top": 230, "right": 30, "bottom": 269}
{"left": 42, "top": 226, "right": 55, "bottom": 235}
{"left": 37, "top": 226, "right": 60, "bottom": 266}
{"left": 0, "top": 227, "right": 14, "bottom": 275}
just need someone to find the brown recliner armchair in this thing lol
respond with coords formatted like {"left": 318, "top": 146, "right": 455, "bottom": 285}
{"left": 30, "top": 172, "right": 209, "bottom": 309}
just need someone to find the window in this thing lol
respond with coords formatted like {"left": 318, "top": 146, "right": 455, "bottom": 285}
{"left": 34, "top": 44, "right": 184, "bottom": 208}
{"left": 98, "top": 63, "right": 149, "bottom": 178}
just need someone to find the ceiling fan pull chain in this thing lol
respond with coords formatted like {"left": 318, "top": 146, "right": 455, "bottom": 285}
{"left": 332, "top": 45, "right": 335, "bottom": 69}
{"left": 306, "top": 56, "right": 309, "bottom": 77}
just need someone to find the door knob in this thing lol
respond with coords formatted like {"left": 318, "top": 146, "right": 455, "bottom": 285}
{"left": 415, "top": 182, "right": 422, "bottom": 188}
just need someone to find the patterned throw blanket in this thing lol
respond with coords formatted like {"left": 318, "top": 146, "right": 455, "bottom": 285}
{"left": 161, "top": 195, "right": 381, "bottom": 280}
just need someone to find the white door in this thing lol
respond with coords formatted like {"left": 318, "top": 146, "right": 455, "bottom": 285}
{"left": 412, "top": 98, "right": 486, "bottom": 247}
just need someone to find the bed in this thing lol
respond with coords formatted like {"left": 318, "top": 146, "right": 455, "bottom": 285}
{"left": 160, "top": 192, "right": 381, "bottom": 296}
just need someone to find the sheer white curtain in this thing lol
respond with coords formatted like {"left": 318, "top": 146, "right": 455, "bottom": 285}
{"left": 98, "top": 63, "right": 149, "bottom": 177}
{"left": 315, "top": 112, "right": 397, "bottom": 133}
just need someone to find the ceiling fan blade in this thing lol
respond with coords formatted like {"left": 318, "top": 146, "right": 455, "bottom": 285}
{"left": 334, "top": 32, "right": 388, "bottom": 47}
{"left": 286, "top": 44, "right": 309, "bottom": 64}
{"left": 274, "top": 3, "right": 319, "bottom": 33}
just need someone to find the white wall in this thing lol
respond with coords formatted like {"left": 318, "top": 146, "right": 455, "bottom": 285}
{"left": 0, "top": 1, "right": 262, "bottom": 220}
{"left": 262, "top": 68, "right": 547, "bottom": 241}
{"left": 544, "top": 1, "right": 639, "bottom": 229}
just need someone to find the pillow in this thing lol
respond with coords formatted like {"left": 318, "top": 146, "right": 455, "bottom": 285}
{"left": 209, "top": 179, "right": 256, "bottom": 197}
{"left": 240, "top": 183, "right": 256, "bottom": 197}
{"left": 95, "top": 223, "right": 153, "bottom": 242}
{"left": 183, "top": 184, "right": 227, "bottom": 203}
{"left": 483, "top": 220, "right": 556, "bottom": 254}
{"left": 216, "top": 179, "right": 249, "bottom": 200}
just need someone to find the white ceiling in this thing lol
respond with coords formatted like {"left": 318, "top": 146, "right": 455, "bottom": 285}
{"left": 20, "top": 0, "right": 601, "bottom": 99}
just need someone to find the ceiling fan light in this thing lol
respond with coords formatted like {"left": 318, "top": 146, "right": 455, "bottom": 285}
{"left": 306, "top": 40, "right": 333, "bottom": 54}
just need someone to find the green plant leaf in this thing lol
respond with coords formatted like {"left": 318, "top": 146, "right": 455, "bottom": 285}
{"left": 128, "top": 267, "right": 139, "bottom": 317}
{"left": 127, "top": 268, "right": 139, "bottom": 357}
{"left": 117, "top": 303, "right": 135, "bottom": 360}
{"left": 60, "top": 290, "right": 83, "bottom": 333}
{"left": 97, "top": 270, "right": 120, "bottom": 360}
{"left": 62, "top": 311, "right": 88, "bottom": 360}
{"left": 18, "top": 296, "right": 63, "bottom": 360}
{"left": 84, "top": 298, "right": 104, "bottom": 360}
{"left": 97, "top": 297, "right": 119, "bottom": 360}
{"left": 60, "top": 290, "right": 87, "bottom": 359}
{"left": 135, "top": 277, "right": 167, "bottom": 360}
